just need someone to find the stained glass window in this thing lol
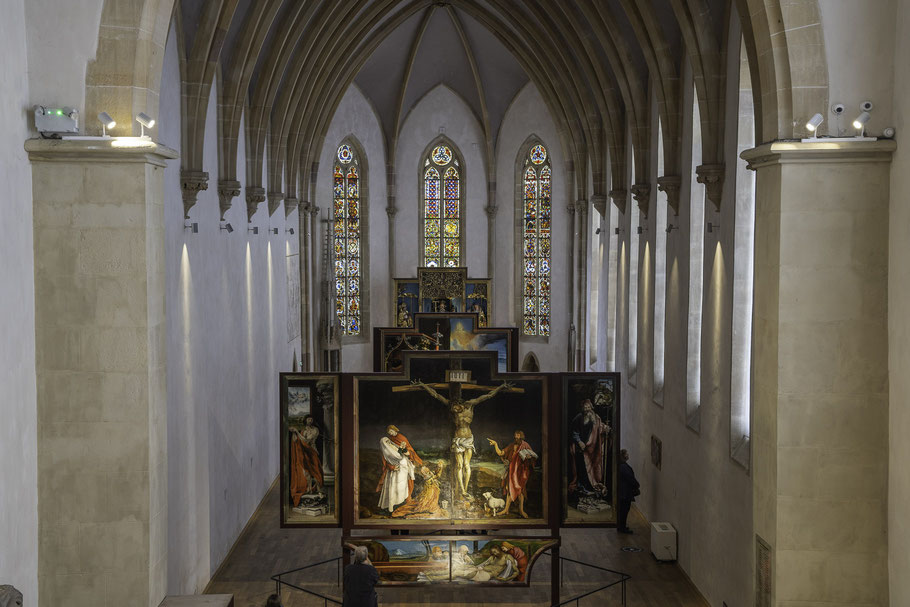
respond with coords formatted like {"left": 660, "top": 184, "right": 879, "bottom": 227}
{"left": 423, "top": 142, "right": 461, "bottom": 267}
{"left": 522, "top": 144, "right": 551, "bottom": 336}
{"left": 333, "top": 142, "right": 362, "bottom": 335}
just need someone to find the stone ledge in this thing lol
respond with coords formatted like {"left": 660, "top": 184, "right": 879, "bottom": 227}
{"left": 25, "top": 137, "right": 178, "bottom": 167}
{"left": 741, "top": 139, "right": 896, "bottom": 169}
{"left": 158, "top": 595, "right": 234, "bottom": 607}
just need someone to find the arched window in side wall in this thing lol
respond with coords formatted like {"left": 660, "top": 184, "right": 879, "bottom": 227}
{"left": 422, "top": 141, "right": 463, "bottom": 267}
{"left": 520, "top": 142, "right": 552, "bottom": 337}
{"left": 333, "top": 141, "right": 364, "bottom": 336}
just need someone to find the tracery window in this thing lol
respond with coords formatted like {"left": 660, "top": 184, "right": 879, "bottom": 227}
{"left": 422, "top": 143, "right": 462, "bottom": 267}
{"left": 521, "top": 143, "right": 552, "bottom": 336}
{"left": 333, "top": 142, "right": 362, "bottom": 336}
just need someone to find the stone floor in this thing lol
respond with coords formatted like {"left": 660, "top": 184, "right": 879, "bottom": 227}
{"left": 205, "top": 483, "right": 708, "bottom": 606}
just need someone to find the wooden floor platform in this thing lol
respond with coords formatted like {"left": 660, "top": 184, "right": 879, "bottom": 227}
{"left": 205, "top": 482, "right": 709, "bottom": 606}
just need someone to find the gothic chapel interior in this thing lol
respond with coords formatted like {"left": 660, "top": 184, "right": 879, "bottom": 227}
{"left": 2, "top": 0, "right": 909, "bottom": 606}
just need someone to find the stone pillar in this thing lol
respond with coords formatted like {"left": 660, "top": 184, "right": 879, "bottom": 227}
{"left": 742, "top": 141, "right": 892, "bottom": 606}
{"left": 26, "top": 138, "right": 177, "bottom": 607}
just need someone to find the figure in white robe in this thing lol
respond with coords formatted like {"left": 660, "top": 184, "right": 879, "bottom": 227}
{"left": 376, "top": 434, "right": 416, "bottom": 512}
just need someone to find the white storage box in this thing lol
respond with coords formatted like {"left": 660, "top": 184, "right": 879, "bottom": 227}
{"left": 650, "top": 521, "right": 677, "bottom": 561}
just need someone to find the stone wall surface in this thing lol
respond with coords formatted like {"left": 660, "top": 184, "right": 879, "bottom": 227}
{"left": 0, "top": 0, "right": 38, "bottom": 603}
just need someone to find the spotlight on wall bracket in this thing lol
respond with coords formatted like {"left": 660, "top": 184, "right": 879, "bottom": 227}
{"left": 98, "top": 112, "right": 116, "bottom": 137}
{"left": 248, "top": 226, "right": 259, "bottom": 235}
{"left": 135, "top": 112, "right": 155, "bottom": 138}
{"left": 184, "top": 221, "right": 198, "bottom": 234}
{"left": 268, "top": 227, "right": 279, "bottom": 235}
{"left": 287, "top": 227, "right": 295, "bottom": 235}
{"left": 707, "top": 222, "right": 720, "bottom": 233}
{"left": 853, "top": 111, "right": 871, "bottom": 136}
{"left": 595, "top": 227, "right": 602, "bottom": 235}
{"left": 637, "top": 226, "right": 648, "bottom": 235}
{"left": 805, "top": 113, "right": 824, "bottom": 136}
{"left": 666, "top": 223, "right": 679, "bottom": 234}
{"left": 614, "top": 227, "right": 624, "bottom": 235}
{"left": 220, "top": 222, "right": 234, "bottom": 234}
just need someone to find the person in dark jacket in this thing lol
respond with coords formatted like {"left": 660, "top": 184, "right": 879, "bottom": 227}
{"left": 343, "top": 545, "right": 380, "bottom": 607}
{"left": 617, "top": 448, "right": 640, "bottom": 534}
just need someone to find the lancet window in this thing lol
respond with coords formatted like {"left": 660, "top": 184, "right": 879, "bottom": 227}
{"left": 333, "top": 142, "right": 363, "bottom": 336}
{"left": 422, "top": 143, "right": 462, "bottom": 267}
{"left": 521, "top": 143, "right": 552, "bottom": 336}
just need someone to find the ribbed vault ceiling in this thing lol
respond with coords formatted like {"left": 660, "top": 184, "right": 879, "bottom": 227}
{"left": 175, "top": 0, "right": 733, "bottom": 219}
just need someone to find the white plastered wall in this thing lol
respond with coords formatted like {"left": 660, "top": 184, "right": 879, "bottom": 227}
{"left": 161, "top": 22, "right": 299, "bottom": 593}
{"left": 315, "top": 85, "right": 389, "bottom": 373}
{"left": 614, "top": 16, "right": 753, "bottom": 604}
{"left": 0, "top": 0, "right": 38, "bottom": 602}
{"left": 494, "top": 83, "right": 569, "bottom": 372}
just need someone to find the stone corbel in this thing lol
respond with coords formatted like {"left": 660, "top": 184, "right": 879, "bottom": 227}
{"left": 657, "top": 176, "right": 682, "bottom": 216}
{"left": 267, "top": 191, "right": 284, "bottom": 217}
{"left": 591, "top": 194, "right": 608, "bottom": 218}
{"left": 310, "top": 205, "right": 320, "bottom": 218}
{"left": 575, "top": 199, "right": 588, "bottom": 215}
{"left": 484, "top": 205, "right": 498, "bottom": 219}
{"left": 695, "top": 164, "right": 724, "bottom": 212}
{"left": 181, "top": 170, "right": 209, "bottom": 219}
{"left": 608, "top": 189, "right": 627, "bottom": 215}
{"left": 245, "top": 186, "right": 266, "bottom": 222}
{"left": 217, "top": 180, "right": 240, "bottom": 221}
{"left": 631, "top": 183, "right": 651, "bottom": 218}
{"left": 284, "top": 196, "right": 299, "bottom": 217}
{"left": 386, "top": 205, "right": 398, "bottom": 219}
{"left": 566, "top": 203, "right": 577, "bottom": 215}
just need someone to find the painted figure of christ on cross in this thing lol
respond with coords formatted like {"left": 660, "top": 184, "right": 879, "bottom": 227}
{"left": 393, "top": 372, "right": 523, "bottom": 498}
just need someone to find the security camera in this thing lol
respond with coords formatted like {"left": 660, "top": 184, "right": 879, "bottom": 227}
{"left": 884, "top": 127, "right": 896, "bottom": 138}
{"left": 860, "top": 100, "right": 874, "bottom": 112}
{"left": 831, "top": 103, "right": 845, "bottom": 115}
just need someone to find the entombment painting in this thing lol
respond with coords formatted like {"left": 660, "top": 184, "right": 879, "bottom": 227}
{"left": 562, "top": 373, "right": 620, "bottom": 524}
{"left": 345, "top": 536, "right": 557, "bottom": 585}
{"left": 280, "top": 374, "right": 339, "bottom": 526}
{"left": 355, "top": 352, "right": 546, "bottom": 526}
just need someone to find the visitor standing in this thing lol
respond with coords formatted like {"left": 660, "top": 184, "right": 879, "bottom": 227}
{"left": 617, "top": 448, "right": 640, "bottom": 534}
{"left": 343, "top": 545, "right": 380, "bottom": 607}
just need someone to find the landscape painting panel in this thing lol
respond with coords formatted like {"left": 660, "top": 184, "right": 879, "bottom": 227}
{"left": 281, "top": 374, "right": 339, "bottom": 525}
{"left": 355, "top": 354, "right": 546, "bottom": 526}
{"left": 563, "top": 374, "right": 620, "bottom": 524}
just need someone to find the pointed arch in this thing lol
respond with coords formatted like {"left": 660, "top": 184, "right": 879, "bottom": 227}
{"left": 332, "top": 135, "right": 370, "bottom": 339}
{"left": 420, "top": 136, "right": 465, "bottom": 268}
{"left": 515, "top": 135, "right": 553, "bottom": 338}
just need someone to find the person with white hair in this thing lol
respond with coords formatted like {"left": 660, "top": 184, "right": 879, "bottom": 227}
{"left": 343, "top": 544, "right": 379, "bottom": 607}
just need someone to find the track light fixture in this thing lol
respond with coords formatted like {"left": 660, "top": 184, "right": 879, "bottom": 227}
{"left": 136, "top": 112, "right": 155, "bottom": 138}
{"left": 98, "top": 112, "right": 116, "bottom": 137}
{"left": 220, "top": 222, "right": 233, "bottom": 234}
{"left": 805, "top": 113, "right": 823, "bottom": 135}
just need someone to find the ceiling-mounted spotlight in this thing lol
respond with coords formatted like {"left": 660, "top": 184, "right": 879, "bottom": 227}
{"left": 136, "top": 112, "right": 155, "bottom": 138}
{"left": 184, "top": 221, "right": 198, "bottom": 234}
{"left": 248, "top": 226, "right": 259, "bottom": 235}
{"left": 220, "top": 222, "right": 234, "bottom": 234}
{"left": 707, "top": 222, "right": 720, "bottom": 233}
{"left": 98, "top": 112, "right": 116, "bottom": 137}
{"left": 268, "top": 227, "right": 279, "bottom": 235}
{"left": 287, "top": 227, "right": 295, "bottom": 235}
{"left": 805, "top": 113, "right": 823, "bottom": 135}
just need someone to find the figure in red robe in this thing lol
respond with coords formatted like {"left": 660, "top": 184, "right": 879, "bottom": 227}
{"left": 499, "top": 542, "right": 528, "bottom": 581}
{"left": 568, "top": 399, "right": 610, "bottom": 498}
{"left": 487, "top": 430, "right": 538, "bottom": 518}
{"left": 375, "top": 425, "right": 424, "bottom": 512}
{"left": 289, "top": 416, "right": 323, "bottom": 508}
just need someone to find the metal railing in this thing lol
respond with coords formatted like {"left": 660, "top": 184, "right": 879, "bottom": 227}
{"left": 544, "top": 552, "right": 630, "bottom": 606}
{"left": 271, "top": 551, "right": 630, "bottom": 606}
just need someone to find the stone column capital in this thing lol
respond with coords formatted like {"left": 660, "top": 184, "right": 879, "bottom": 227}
{"left": 608, "top": 189, "right": 627, "bottom": 215}
{"left": 657, "top": 175, "right": 682, "bottom": 216}
{"left": 217, "top": 180, "right": 241, "bottom": 221}
{"left": 631, "top": 183, "right": 651, "bottom": 218}
{"left": 386, "top": 206, "right": 398, "bottom": 219}
{"left": 309, "top": 205, "right": 320, "bottom": 218}
{"left": 484, "top": 205, "right": 498, "bottom": 219}
{"left": 566, "top": 203, "right": 577, "bottom": 215}
{"left": 575, "top": 199, "right": 588, "bottom": 215}
{"left": 181, "top": 170, "right": 209, "bottom": 219}
{"left": 695, "top": 163, "right": 725, "bottom": 213}
{"left": 267, "top": 191, "right": 284, "bottom": 217}
{"left": 245, "top": 186, "right": 266, "bottom": 222}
